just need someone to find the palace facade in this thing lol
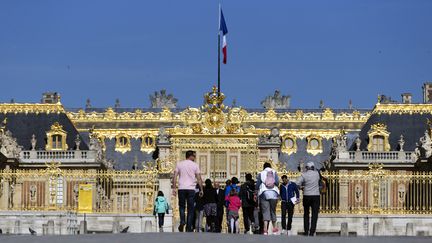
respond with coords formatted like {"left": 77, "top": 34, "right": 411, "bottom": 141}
{"left": 1, "top": 84, "right": 432, "bottom": 176}
{"left": 1, "top": 84, "right": 432, "bottom": 235}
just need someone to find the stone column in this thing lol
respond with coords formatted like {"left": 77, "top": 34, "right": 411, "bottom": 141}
{"left": 158, "top": 176, "right": 172, "bottom": 206}
{"left": 158, "top": 147, "right": 171, "bottom": 160}
{"left": 269, "top": 148, "right": 279, "bottom": 163}
{"left": 0, "top": 178, "right": 8, "bottom": 209}
{"left": 339, "top": 170, "right": 349, "bottom": 212}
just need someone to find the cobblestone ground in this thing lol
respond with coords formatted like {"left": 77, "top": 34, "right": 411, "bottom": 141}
{"left": 0, "top": 233, "right": 431, "bottom": 243}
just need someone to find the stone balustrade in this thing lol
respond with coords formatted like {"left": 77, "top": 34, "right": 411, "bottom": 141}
{"left": 334, "top": 151, "right": 415, "bottom": 167}
{"left": 20, "top": 150, "right": 96, "bottom": 163}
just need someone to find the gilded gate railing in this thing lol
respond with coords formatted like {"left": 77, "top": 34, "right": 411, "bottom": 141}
{"left": 0, "top": 161, "right": 160, "bottom": 213}
{"left": 280, "top": 164, "right": 432, "bottom": 215}
{"left": 1, "top": 160, "right": 432, "bottom": 216}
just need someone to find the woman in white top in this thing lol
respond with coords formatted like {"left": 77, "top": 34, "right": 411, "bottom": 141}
{"left": 256, "top": 162, "right": 280, "bottom": 235}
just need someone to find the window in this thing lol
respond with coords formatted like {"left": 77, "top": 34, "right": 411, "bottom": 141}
{"left": 45, "top": 122, "right": 68, "bottom": 151}
{"left": 306, "top": 135, "right": 323, "bottom": 155}
{"left": 141, "top": 134, "right": 156, "bottom": 153}
{"left": 119, "top": 136, "right": 128, "bottom": 146}
{"left": 144, "top": 136, "right": 153, "bottom": 146}
{"left": 49, "top": 176, "right": 64, "bottom": 205}
{"left": 281, "top": 134, "right": 297, "bottom": 155}
{"left": 115, "top": 134, "right": 131, "bottom": 154}
{"left": 52, "top": 135, "right": 63, "bottom": 149}
{"left": 310, "top": 139, "right": 320, "bottom": 149}
{"left": 367, "top": 123, "right": 390, "bottom": 151}
{"left": 372, "top": 135, "right": 385, "bottom": 151}
{"left": 284, "top": 138, "right": 294, "bottom": 149}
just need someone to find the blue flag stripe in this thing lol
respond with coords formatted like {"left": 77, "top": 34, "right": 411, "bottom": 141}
{"left": 220, "top": 9, "right": 228, "bottom": 35}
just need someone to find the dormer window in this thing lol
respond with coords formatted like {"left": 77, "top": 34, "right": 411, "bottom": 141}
{"left": 46, "top": 122, "right": 68, "bottom": 151}
{"left": 367, "top": 123, "right": 390, "bottom": 152}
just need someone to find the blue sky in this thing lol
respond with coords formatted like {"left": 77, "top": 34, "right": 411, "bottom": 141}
{"left": 0, "top": 0, "right": 431, "bottom": 109}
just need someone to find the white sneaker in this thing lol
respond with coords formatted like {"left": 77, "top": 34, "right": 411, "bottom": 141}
{"left": 287, "top": 230, "right": 292, "bottom": 236}
{"left": 281, "top": 229, "right": 287, "bottom": 235}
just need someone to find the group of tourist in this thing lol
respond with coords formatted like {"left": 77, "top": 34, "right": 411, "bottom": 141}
{"left": 162, "top": 150, "right": 322, "bottom": 236}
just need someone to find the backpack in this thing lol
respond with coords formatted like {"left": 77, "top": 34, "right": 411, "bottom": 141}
{"left": 245, "top": 185, "right": 255, "bottom": 204}
{"left": 264, "top": 170, "right": 275, "bottom": 189}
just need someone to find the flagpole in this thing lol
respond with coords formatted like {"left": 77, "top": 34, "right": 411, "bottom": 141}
{"left": 217, "top": 4, "right": 221, "bottom": 96}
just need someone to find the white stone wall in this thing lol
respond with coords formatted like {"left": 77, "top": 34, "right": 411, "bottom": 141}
{"left": 0, "top": 212, "right": 173, "bottom": 235}
{"left": 0, "top": 211, "right": 430, "bottom": 236}
{"left": 284, "top": 215, "right": 432, "bottom": 236}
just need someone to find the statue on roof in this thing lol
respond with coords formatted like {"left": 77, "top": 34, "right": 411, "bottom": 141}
{"left": 261, "top": 90, "right": 290, "bottom": 109}
{"left": 150, "top": 90, "right": 178, "bottom": 109}
{"left": 378, "top": 95, "right": 397, "bottom": 104}
{"left": 419, "top": 130, "right": 432, "bottom": 158}
{"left": 0, "top": 122, "right": 22, "bottom": 158}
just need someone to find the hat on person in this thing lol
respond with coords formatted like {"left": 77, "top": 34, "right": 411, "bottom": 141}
{"left": 306, "top": 161, "right": 315, "bottom": 168}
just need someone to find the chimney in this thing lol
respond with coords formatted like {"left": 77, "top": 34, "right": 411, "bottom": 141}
{"left": 401, "top": 93, "right": 412, "bottom": 104}
{"left": 41, "top": 92, "right": 60, "bottom": 104}
{"left": 423, "top": 82, "right": 432, "bottom": 103}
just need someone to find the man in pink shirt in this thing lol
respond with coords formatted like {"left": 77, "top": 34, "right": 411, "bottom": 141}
{"left": 173, "top": 150, "right": 203, "bottom": 232}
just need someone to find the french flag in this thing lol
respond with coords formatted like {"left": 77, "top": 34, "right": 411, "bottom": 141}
{"left": 219, "top": 8, "right": 228, "bottom": 64}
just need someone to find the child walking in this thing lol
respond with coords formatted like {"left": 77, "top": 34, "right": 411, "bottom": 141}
{"left": 227, "top": 188, "right": 242, "bottom": 233}
{"left": 154, "top": 191, "right": 169, "bottom": 232}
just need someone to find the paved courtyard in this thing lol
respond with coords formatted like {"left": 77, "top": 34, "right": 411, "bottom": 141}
{"left": 0, "top": 233, "right": 431, "bottom": 243}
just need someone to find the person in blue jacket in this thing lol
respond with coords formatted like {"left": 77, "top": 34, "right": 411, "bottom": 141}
{"left": 154, "top": 191, "right": 169, "bottom": 232}
{"left": 279, "top": 175, "right": 300, "bottom": 235}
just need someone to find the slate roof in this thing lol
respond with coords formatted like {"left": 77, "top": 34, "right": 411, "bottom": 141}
{"left": 0, "top": 113, "right": 88, "bottom": 150}
{"left": 353, "top": 113, "right": 432, "bottom": 151}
